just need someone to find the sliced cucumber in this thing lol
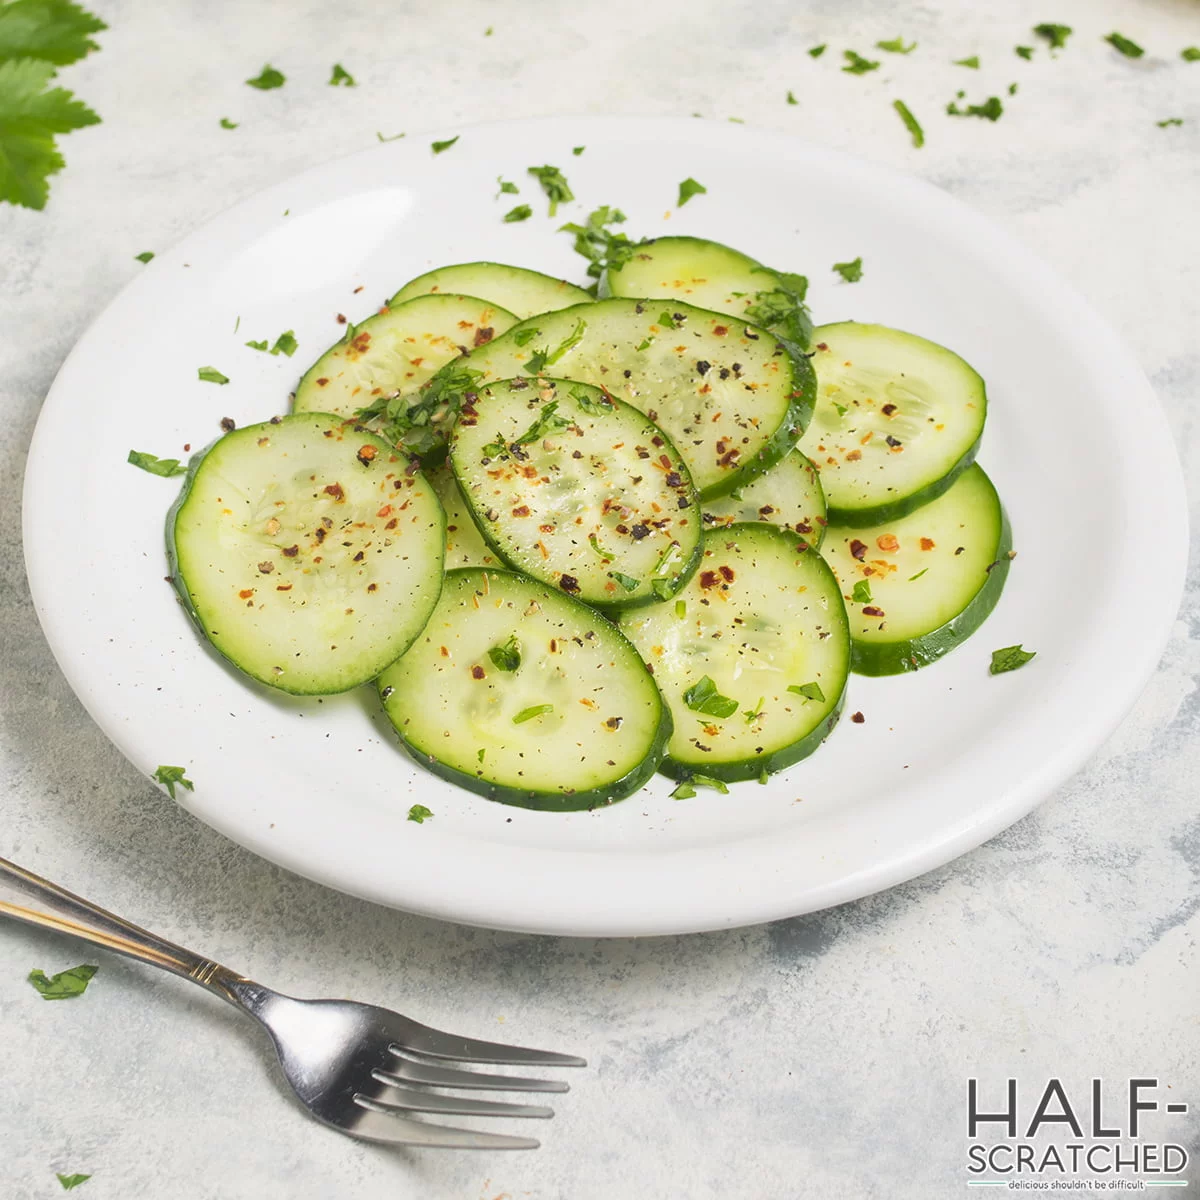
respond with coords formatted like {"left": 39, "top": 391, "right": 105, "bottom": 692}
{"left": 449, "top": 378, "right": 701, "bottom": 608}
{"left": 798, "top": 322, "right": 985, "bottom": 524}
{"left": 458, "top": 298, "right": 815, "bottom": 500}
{"left": 292, "top": 293, "right": 518, "bottom": 419}
{"left": 821, "top": 463, "right": 1011, "bottom": 676}
{"left": 167, "top": 414, "right": 445, "bottom": 695}
{"left": 377, "top": 568, "right": 672, "bottom": 810}
{"left": 618, "top": 525, "right": 849, "bottom": 781}
{"left": 390, "top": 262, "right": 593, "bottom": 319}
{"left": 428, "top": 462, "right": 500, "bottom": 569}
{"left": 702, "top": 448, "right": 827, "bottom": 548}
{"left": 603, "top": 235, "right": 813, "bottom": 349}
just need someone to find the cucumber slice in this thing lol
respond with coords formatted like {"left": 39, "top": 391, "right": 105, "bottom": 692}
{"left": 377, "top": 568, "right": 672, "bottom": 810}
{"left": 449, "top": 378, "right": 702, "bottom": 608}
{"left": 702, "top": 449, "right": 827, "bottom": 549}
{"left": 459, "top": 298, "right": 815, "bottom": 500}
{"left": 428, "top": 462, "right": 500, "bottom": 569}
{"left": 618, "top": 525, "right": 849, "bottom": 781}
{"left": 799, "top": 322, "right": 986, "bottom": 524}
{"left": 390, "top": 262, "right": 593, "bottom": 319}
{"left": 603, "top": 235, "right": 813, "bottom": 349}
{"left": 167, "top": 414, "right": 445, "bottom": 695}
{"left": 292, "top": 293, "right": 518, "bottom": 419}
{"left": 821, "top": 464, "right": 1011, "bottom": 676}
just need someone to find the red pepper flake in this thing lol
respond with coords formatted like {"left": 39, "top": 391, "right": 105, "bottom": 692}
{"left": 316, "top": 377, "right": 329, "bottom": 387}
{"left": 276, "top": 583, "right": 292, "bottom": 591}
{"left": 350, "top": 331, "right": 371, "bottom": 355}
{"left": 718, "top": 564, "right": 735, "bottom": 582}
{"left": 385, "top": 518, "right": 398, "bottom": 530}
{"left": 281, "top": 545, "right": 299, "bottom": 557}
{"left": 470, "top": 665, "right": 485, "bottom": 680}
{"left": 816, "top": 342, "right": 829, "bottom": 351}
{"left": 920, "top": 537, "right": 935, "bottom": 551}
{"left": 845, "top": 449, "right": 862, "bottom": 462}
{"left": 877, "top": 534, "right": 899, "bottom": 552}
{"left": 851, "top": 711, "right": 865, "bottom": 723}
{"left": 881, "top": 403, "right": 897, "bottom": 416}
{"left": 257, "top": 561, "right": 275, "bottom": 573}
{"left": 336, "top": 313, "right": 347, "bottom": 324}
{"left": 376, "top": 504, "right": 392, "bottom": 518}
{"left": 439, "top": 646, "right": 449, "bottom": 657}
{"left": 353, "top": 551, "right": 364, "bottom": 562}
{"left": 862, "top": 606, "right": 884, "bottom": 617}
{"left": 512, "top": 505, "right": 531, "bottom": 518}
{"left": 713, "top": 325, "right": 728, "bottom": 336}
{"left": 699, "top": 570, "right": 719, "bottom": 589}
{"left": 473, "top": 326, "right": 494, "bottom": 347}
{"left": 849, "top": 540, "right": 868, "bottom": 560}
{"left": 367, "top": 583, "right": 377, "bottom": 592}
{"left": 323, "top": 483, "right": 344, "bottom": 500}
{"left": 238, "top": 588, "right": 254, "bottom": 599}
{"left": 357, "top": 444, "right": 378, "bottom": 465}
{"left": 604, "top": 716, "right": 624, "bottom": 730}
{"left": 559, "top": 574, "right": 581, "bottom": 594}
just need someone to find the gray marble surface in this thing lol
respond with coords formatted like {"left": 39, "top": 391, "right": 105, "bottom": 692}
{"left": 2, "top": 1, "right": 1198, "bottom": 1196}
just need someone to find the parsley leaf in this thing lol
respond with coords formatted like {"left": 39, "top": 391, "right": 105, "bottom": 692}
{"left": 1033, "top": 23, "right": 1072, "bottom": 51}
{"left": 587, "top": 533, "right": 615, "bottom": 562}
{"left": 56, "top": 1173, "right": 91, "bottom": 1190}
{"left": 989, "top": 644, "right": 1036, "bottom": 675}
{"left": 245, "top": 338, "right": 268, "bottom": 351}
{"left": 1014, "top": 45, "right": 1034, "bottom": 60}
{"left": 152, "top": 764, "right": 194, "bottom": 799}
{"left": 512, "top": 327, "right": 540, "bottom": 347}
{"left": 570, "top": 385, "right": 615, "bottom": 416}
{"left": 198, "top": 365, "right": 229, "bottom": 384}
{"left": 328, "top": 63, "right": 355, "bottom": 87}
{"left": 670, "top": 774, "right": 728, "bottom": 800}
{"left": 1183, "top": 47, "right": 1200, "bottom": 62}
{"left": 788, "top": 681, "right": 825, "bottom": 703}
{"left": 908, "top": 568, "right": 928, "bottom": 581}
{"left": 431, "top": 135, "right": 459, "bottom": 153}
{"left": 682, "top": 675, "right": 738, "bottom": 719}
{"left": 786, "top": 90, "right": 798, "bottom": 105}
{"left": 946, "top": 95, "right": 1004, "bottom": 121}
{"left": 28, "top": 963, "right": 97, "bottom": 1000}
{"left": 572, "top": 145, "right": 585, "bottom": 155}
{"left": 269, "top": 330, "right": 298, "bottom": 357}
{"left": 515, "top": 399, "right": 573, "bottom": 444}
{"left": 841, "top": 50, "right": 880, "bottom": 75}
{"left": 359, "top": 362, "right": 483, "bottom": 452}
{"left": 407, "top": 804, "right": 433, "bottom": 823}
{"left": 675, "top": 599, "right": 686, "bottom": 618}
{"left": 527, "top": 164, "right": 573, "bottom": 215}
{"left": 528, "top": 319, "right": 586, "bottom": 373}
{"left": 503, "top": 203, "right": 532, "bottom": 223}
{"left": 1105, "top": 32, "right": 1144, "bottom": 58}
{"left": 127, "top": 449, "right": 186, "bottom": 477}
{"left": 1157, "top": 117, "right": 1183, "bottom": 127}
{"left": 851, "top": 579, "right": 872, "bottom": 604}
{"left": 559, "top": 205, "right": 634, "bottom": 284}
{"left": 496, "top": 176, "right": 518, "bottom": 195}
{"left": 677, "top": 176, "right": 707, "bottom": 207}
{"left": 954, "top": 55, "right": 980, "bottom": 68}
{"left": 0, "top": 57, "right": 100, "bottom": 210}
{"left": 609, "top": 570, "right": 641, "bottom": 592}
{"left": 487, "top": 635, "right": 521, "bottom": 672}
{"left": 376, "top": 130, "right": 405, "bottom": 142}
{"left": 808, "top": 44, "right": 826, "bottom": 58}
{"left": 876, "top": 36, "right": 916, "bottom": 54}
{"left": 134, "top": 250, "right": 154, "bottom": 263}
{"left": 0, "top": 0, "right": 105, "bottom": 66}
{"left": 832, "top": 256, "right": 863, "bottom": 283}
{"left": 246, "top": 64, "right": 284, "bottom": 90}
{"left": 513, "top": 704, "right": 553, "bottom": 724}
{"left": 219, "top": 116, "right": 237, "bottom": 129}
{"left": 893, "top": 99, "right": 924, "bottom": 148}
{"left": 744, "top": 697, "right": 765, "bottom": 724}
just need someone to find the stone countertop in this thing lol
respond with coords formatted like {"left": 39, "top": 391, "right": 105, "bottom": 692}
{"left": 1, "top": 1, "right": 1197, "bottom": 1196}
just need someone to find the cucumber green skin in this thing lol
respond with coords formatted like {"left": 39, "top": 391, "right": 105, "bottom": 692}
{"left": 390, "top": 262, "right": 593, "bottom": 318}
{"left": 824, "top": 433, "right": 982, "bottom": 526}
{"left": 849, "top": 506, "right": 1013, "bottom": 677}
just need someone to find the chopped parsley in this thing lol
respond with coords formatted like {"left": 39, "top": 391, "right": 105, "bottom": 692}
{"left": 954, "top": 56, "right": 980, "bottom": 68}
{"left": 841, "top": 50, "right": 880, "bottom": 75}
{"left": 744, "top": 697, "right": 765, "bottom": 724}
{"left": 245, "top": 339, "right": 268, "bottom": 351}
{"left": 487, "top": 635, "right": 521, "bottom": 671}
{"left": 588, "top": 533, "right": 615, "bottom": 562}
{"left": 152, "top": 765, "right": 194, "bottom": 799}
{"left": 496, "top": 176, "right": 518, "bottom": 194}
{"left": 677, "top": 176, "right": 707, "bottom": 207}
{"left": 1157, "top": 117, "right": 1183, "bottom": 127}
{"left": 127, "top": 450, "right": 186, "bottom": 477}
{"left": 758, "top": 768, "right": 769, "bottom": 785}
{"left": 786, "top": 90, "right": 798, "bottom": 105}
{"left": 570, "top": 386, "right": 614, "bottom": 416}
{"left": 850, "top": 579, "right": 872, "bottom": 604}
{"left": 431, "top": 135, "right": 459, "bottom": 153}
{"left": 947, "top": 95, "right": 1004, "bottom": 121}
{"left": 1033, "top": 23, "right": 1072, "bottom": 51}
{"left": 832, "top": 256, "right": 863, "bottom": 283}
{"left": 406, "top": 804, "right": 433, "bottom": 823}
{"left": 219, "top": 117, "right": 237, "bottom": 129}
{"left": 788, "top": 682, "right": 825, "bottom": 703}
{"left": 682, "top": 675, "right": 738, "bottom": 719}
{"left": 134, "top": 250, "right": 154, "bottom": 263}
{"left": 525, "top": 319, "right": 586, "bottom": 376}
{"left": 893, "top": 99, "right": 924, "bottom": 148}
{"left": 197, "top": 365, "right": 229, "bottom": 384}
{"left": 989, "top": 644, "right": 1036, "bottom": 674}
{"left": 245, "top": 64, "right": 284, "bottom": 90}
{"left": 908, "top": 568, "right": 928, "bottom": 581}
{"left": 675, "top": 600, "right": 686, "bottom": 619}
{"left": 269, "top": 330, "right": 298, "bottom": 357}
{"left": 609, "top": 571, "right": 641, "bottom": 592}
{"left": 359, "top": 361, "right": 483, "bottom": 454}
{"left": 876, "top": 36, "right": 917, "bottom": 54}
{"left": 480, "top": 436, "right": 506, "bottom": 459}
{"left": 1105, "top": 32, "right": 1144, "bottom": 58}
{"left": 328, "top": 63, "right": 355, "bottom": 87}
{"left": 56, "top": 1174, "right": 92, "bottom": 1191}
{"left": 650, "top": 578, "right": 673, "bottom": 601}
{"left": 1009, "top": 82, "right": 1019, "bottom": 95}
{"left": 484, "top": 25, "right": 492, "bottom": 35}
{"left": 572, "top": 145, "right": 585, "bottom": 155}
{"left": 527, "top": 164, "right": 573, "bottom": 215}
{"left": 512, "top": 327, "right": 540, "bottom": 347}
{"left": 28, "top": 964, "right": 97, "bottom": 1000}
{"left": 376, "top": 131, "right": 405, "bottom": 142}
{"left": 744, "top": 270, "right": 812, "bottom": 349}
{"left": 513, "top": 704, "right": 553, "bottom": 724}
{"left": 1183, "top": 47, "right": 1200, "bottom": 62}
{"left": 808, "top": 44, "right": 827, "bottom": 58}
{"left": 503, "top": 204, "right": 532, "bottom": 223}
{"left": 559, "top": 205, "right": 635, "bottom": 286}
{"left": 1014, "top": 45, "right": 1034, "bottom": 60}
{"left": 514, "top": 398, "right": 573, "bottom": 443}
{"left": 670, "top": 774, "right": 729, "bottom": 799}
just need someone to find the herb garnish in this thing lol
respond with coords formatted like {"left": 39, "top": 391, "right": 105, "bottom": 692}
{"left": 407, "top": 804, "right": 433, "bottom": 823}
{"left": 572, "top": 145, "right": 585, "bottom": 155}
{"left": 947, "top": 95, "right": 1003, "bottom": 121}
{"left": 1014, "top": 45, "right": 1034, "bottom": 60}
{"left": 876, "top": 36, "right": 916, "bottom": 54}
{"left": 559, "top": 205, "right": 635, "bottom": 288}
{"left": 841, "top": 50, "right": 880, "bottom": 75}
{"left": 513, "top": 327, "right": 540, "bottom": 347}
{"left": 744, "top": 270, "right": 813, "bottom": 349}
{"left": 808, "top": 44, "right": 826, "bottom": 58}
{"left": 893, "top": 99, "right": 924, "bottom": 147}
{"left": 989, "top": 645, "right": 1036, "bottom": 674}
{"left": 609, "top": 571, "right": 641, "bottom": 592}
{"left": 909, "top": 568, "right": 928, "bottom": 581}
{"left": 28, "top": 964, "right": 97, "bottom": 1000}
{"left": 152, "top": 765, "right": 194, "bottom": 798}
{"left": 954, "top": 56, "right": 980, "bottom": 68}
{"left": 1105, "top": 32, "right": 1144, "bottom": 58}
{"left": 683, "top": 675, "right": 738, "bottom": 718}
{"left": 503, "top": 204, "right": 532, "bottom": 223}
{"left": 134, "top": 251, "right": 154, "bottom": 263}
{"left": 513, "top": 704, "right": 553, "bottom": 724}
{"left": 198, "top": 365, "right": 229, "bottom": 384}
{"left": 1033, "top": 24, "right": 1072, "bottom": 51}
{"left": 219, "top": 117, "right": 237, "bottom": 128}
{"left": 570, "top": 385, "right": 614, "bottom": 416}
{"left": 525, "top": 320, "right": 586, "bottom": 376}
{"left": 487, "top": 635, "right": 521, "bottom": 672}
{"left": 850, "top": 580, "right": 872, "bottom": 604}
{"left": 588, "top": 533, "right": 615, "bottom": 562}
{"left": 431, "top": 135, "right": 459, "bottom": 153}
{"left": 675, "top": 600, "right": 686, "bottom": 618}
{"left": 245, "top": 339, "right": 268, "bottom": 351}
{"left": 357, "top": 362, "right": 483, "bottom": 454}
{"left": 269, "top": 330, "right": 298, "bottom": 357}
{"left": 527, "top": 164, "right": 573, "bottom": 215}
{"left": 786, "top": 90, "right": 798, "bottom": 105}
{"left": 328, "top": 63, "right": 355, "bottom": 87}
{"left": 1183, "top": 47, "right": 1200, "bottom": 62}
{"left": 1157, "top": 118, "right": 1183, "bottom": 127}
{"left": 677, "top": 177, "right": 707, "bottom": 207}
{"left": 670, "top": 774, "right": 729, "bottom": 799}
{"left": 127, "top": 450, "right": 187, "bottom": 477}
{"left": 496, "top": 176, "right": 518, "bottom": 195}
{"left": 246, "top": 64, "right": 284, "bottom": 90}
{"left": 376, "top": 131, "right": 405, "bottom": 142}
{"left": 832, "top": 257, "right": 863, "bottom": 283}
{"left": 788, "top": 682, "right": 825, "bottom": 703}
{"left": 744, "top": 697, "right": 765, "bottom": 724}
{"left": 56, "top": 1173, "right": 92, "bottom": 1190}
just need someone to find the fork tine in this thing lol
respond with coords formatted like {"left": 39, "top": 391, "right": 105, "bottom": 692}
{"left": 366, "top": 1079, "right": 553, "bottom": 1119}
{"left": 382, "top": 1053, "right": 569, "bottom": 1093}
{"left": 347, "top": 1100, "right": 539, "bottom": 1150}
{"left": 395, "top": 1019, "right": 587, "bottom": 1067}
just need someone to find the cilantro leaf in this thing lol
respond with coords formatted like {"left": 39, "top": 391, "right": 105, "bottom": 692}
{"left": 536, "top": 318, "right": 587, "bottom": 367}
{"left": 0, "top": 57, "right": 99, "bottom": 210}
{"left": 588, "top": 532, "right": 614, "bottom": 562}
{"left": 876, "top": 36, "right": 916, "bottom": 54}
{"left": 670, "top": 774, "right": 728, "bottom": 799}
{"left": 496, "top": 176, "right": 518, "bottom": 195}
{"left": 558, "top": 205, "right": 634, "bottom": 284}
{"left": 407, "top": 804, "right": 433, "bottom": 823}
{"left": 786, "top": 90, "right": 798, "bottom": 105}
{"left": 527, "top": 163, "right": 573, "bottom": 215}
{"left": 28, "top": 963, "right": 97, "bottom": 1000}
{"left": 359, "top": 361, "right": 482, "bottom": 452}
{"left": 1105, "top": 32, "right": 1144, "bottom": 58}
{"left": 431, "top": 135, "right": 459, "bottom": 153}
{"left": 328, "top": 63, "right": 355, "bottom": 87}
{"left": 486, "top": 636, "right": 521, "bottom": 676}
{"left": 954, "top": 55, "right": 980, "bottom": 68}
{"left": 670, "top": 781, "right": 696, "bottom": 799}
{"left": 152, "top": 764, "right": 194, "bottom": 798}
{"left": 788, "top": 681, "right": 825, "bottom": 703}
{"left": 989, "top": 644, "right": 1036, "bottom": 675}
{"left": 744, "top": 697, "right": 765, "bottom": 724}
{"left": 376, "top": 130, "right": 405, "bottom": 142}
{"left": 134, "top": 250, "right": 154, "bottom": 263}
{"left": 219, "top": 116, "right": 237, "bottom": 129}
{"left": 1183, "top": 47, "right": 1200, "bottom": 62}
{"left": 1008, "top": 82, "right": 1019, "bottom": 95}
{"left": 608, "top": 571, "right": 640, "bottom": 592}
{"left": 832, "top": 256, "right": 863, "bottom": 283}
{"left": 246, "top": 64, "right": 284, "bottom": 90}
{"left": 128, "top": 449, "right": 186, "bottom": 477}
{"left": 570, "top": 385, "right": 615, "bottom": 416}
{"left": 851, "top": 579, "right": 872, "bottom": 603}
{"left": 682, "top": 675, "right": 738, "bottom": 719}
{"left": 677, "top": 176, "right": 707, "bottom": 207}
{"left": 1015, "top": 45, "right": 1034, "bottom": 60}
{"left": 269, "top": 330, "right": 298, "bottom": 357}
{"left": 503, "top": 203, "right": 532, "bottom": 222}
{"left": 0, "top": 0, "right": 106, "bottom": 67}
{"left": 513, "top": 704, "right": 553, "bottom": 724}
{"left": 909, "top": 568, "right": 928, "bottom": 581}
{"left": 1033, "top": 24, "right": 1072, "bottom": 51}
{"left": 841, "top": 50, "right": 880, "bottom": 75}
{"left": 808, "top": 44, "right": 826, "bottom": 58}
{"left": 56, "top": 1174, "right": 91, "bottom": 1190}
{"left": 1157, "top": 117, "right": 1183, "bottom": 127}
{"left": 515, "top": 399, "right": 573, "bottom": 444}
{"left": 245, "top": 338, "right": 268, "bottom": 351}
{"left": 198, "top": 365, "right": 229, "bottom": 384}
{"left": 947, "top": 95, "right": 1004, "bottom": 121}
{"left": 512, "top": 327, "right": 540, "bottom": 347}
{"left": 893, "top": 99, "right": 924, "bottom": 147}
{"left": 572, "top": 145, "right": 585, "bottom": 155}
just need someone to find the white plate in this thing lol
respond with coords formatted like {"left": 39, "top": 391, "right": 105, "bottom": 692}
{"left": 23, "top": 117, "right": 1186, "bottom": 937}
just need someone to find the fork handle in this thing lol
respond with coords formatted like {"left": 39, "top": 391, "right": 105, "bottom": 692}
{"left": 0, "top": 855, "right": 247, "bottom": 1004}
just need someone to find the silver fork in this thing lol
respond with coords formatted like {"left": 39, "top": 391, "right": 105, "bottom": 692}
{"left": 0, "top": 855, "right": 584, "bottom": 1149}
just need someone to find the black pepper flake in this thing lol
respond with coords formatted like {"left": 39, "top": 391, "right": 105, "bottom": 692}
{"left": 219, "top": 416, "right": 236, "bottom": 433}
{"left": 885, "top": 435, "right": 902, "bottom": 447}
{"left": 849, "top": 539, "right": 868, "bottom": 560}
{"left": 630, "top": 524, "right": 650, "bottom": 540}
{"left": 955, "top": 546, "right": 965, "bottom": 555}
{"left": 696, "top": 360, "right": 711, "bottom": 376}
{"left": 282, "top": 545, "right": 299, "bottom": 557}
{"left": 665, "top": 471, "right": 682, "bottom": 488}
{"left": 719, "top": 367, "right": 730, "bottom": 380}
{"left": 604, "top": 716, "right": 623, "bottom": 730}
{"left": 678, "top": 496, "right": 691, "bottom": 509}
{"left": 559, "top": 574, "right": 580, "bottom": 594}
{"left": 881, "top": 403, "right": 898, "bottom": 416}
{"left": 381, "top": 686, "right": 394, "bottom": 700}
{"left": 615, "top": 524, "right": 629, "bottom": 534}
{"left": 623, "top": 369, "right": 632, "bottom": 379}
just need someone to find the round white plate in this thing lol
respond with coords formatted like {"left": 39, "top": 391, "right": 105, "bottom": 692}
{"left": 24, "top": 117, "right": 1187, "bottom": 937}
